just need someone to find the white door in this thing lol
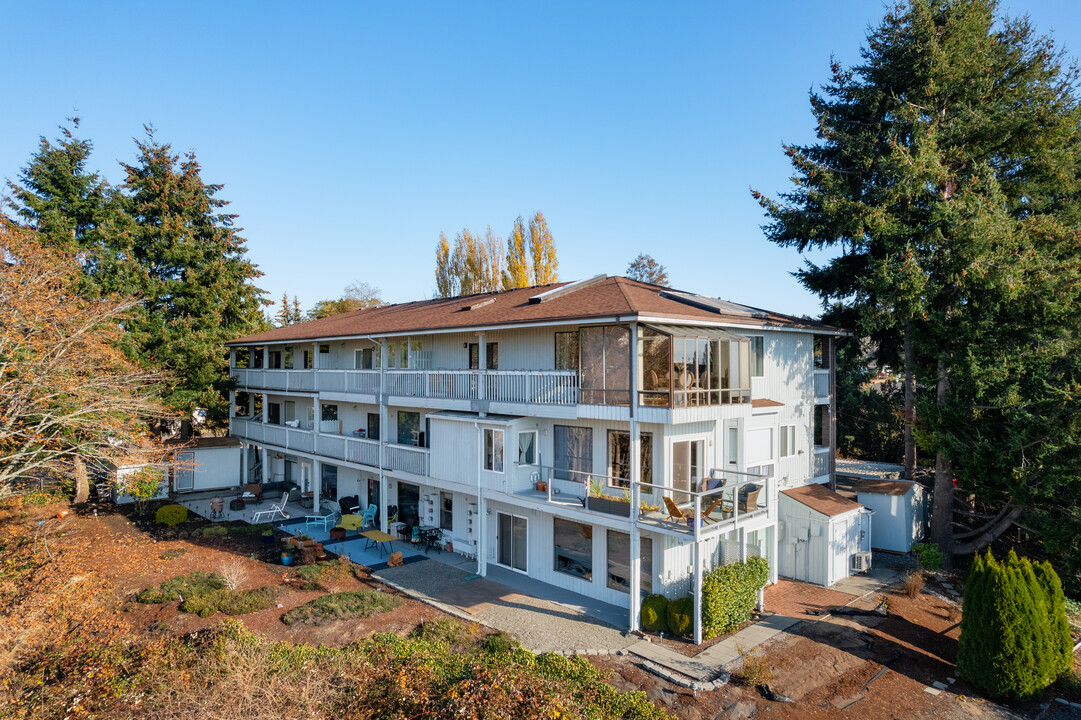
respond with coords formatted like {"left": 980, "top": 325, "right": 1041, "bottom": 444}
{"left": 174, "top": 451, "right": 195, "bottom": 492}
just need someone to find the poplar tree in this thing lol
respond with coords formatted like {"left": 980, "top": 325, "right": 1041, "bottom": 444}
{"left": 504, "top": 215, "right": 531, "bottom": 289}
{"left": 754, "top": 0, "right": 1081, "bottom": 565}
{"left": 118, "top": 128, "right": 265, "bottom": 421}
{"left": 528, "top": 211, "right": 558, "bottom": 286}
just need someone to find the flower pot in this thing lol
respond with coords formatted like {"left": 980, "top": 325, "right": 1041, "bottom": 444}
{"left": 262, "top": 534, "right": 274, "bottom": 543}
{"left": 587, "top": 495, "right": 631, "bottom": 517}
{"left": 535, "top": 481, "right": 548, "bottom": 492}
{"left": 445, "top": 541, "right": 453, "bottom": 553}
{"left": 281, "top": 553, "right": 294, "bottom": 566}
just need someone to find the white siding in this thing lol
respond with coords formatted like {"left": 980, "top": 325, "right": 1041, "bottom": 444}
{"left": 182, "top": 446, "right": 242, "bottom": 491}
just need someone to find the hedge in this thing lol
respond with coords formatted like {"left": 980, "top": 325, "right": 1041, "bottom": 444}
{"left": 958, "top": 550, "right": 1072, "bottom": 699}
{"left": 640, "top": 594, "right": 668, "bottom": 633}
{"left": 701, "top": 556, "right": 770, "bottom": 638}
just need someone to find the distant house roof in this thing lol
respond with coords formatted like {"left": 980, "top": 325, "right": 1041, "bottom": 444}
{"left": 782, "top": 483, "right": 863, "bottom": 517}
{"left": 855, "top": 479, "right": 915, "bottom": 496}
{"left": 229, "top": 276, "right": 843, "bottom": 346}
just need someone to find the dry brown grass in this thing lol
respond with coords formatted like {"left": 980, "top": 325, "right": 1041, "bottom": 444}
{"left": 734, "top": 646, "right": 775, "bottom": 686}
{"left": 902, "top": 571, "right": 925, "bottom": 598}
{"left": 219, "top": 558, "right": 249, "bottom": 590}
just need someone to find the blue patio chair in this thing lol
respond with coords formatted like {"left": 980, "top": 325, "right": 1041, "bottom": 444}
{"left": 361, "top": 503, "right": 378, "bottom": 528}
{"left": 305, "top": 500, "right": 341, "bottom": 533}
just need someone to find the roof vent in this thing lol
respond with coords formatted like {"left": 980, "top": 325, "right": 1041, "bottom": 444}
{"left": 460, "top": 297, "right": 496, "bottom": 311}
{"left": 660, "top": 290, "right": 769, "bottom": 319}
{"left": 528, "top": 274, "right": 607, "bottom": 304}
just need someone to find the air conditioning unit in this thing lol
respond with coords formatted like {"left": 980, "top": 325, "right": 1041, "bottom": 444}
{"left": 851, "top": 551, "right": 872, "bottom": 573}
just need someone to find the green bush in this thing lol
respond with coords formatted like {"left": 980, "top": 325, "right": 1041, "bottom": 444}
{"left": 136, "top": 571, "right": 277, "bottom": 618}
{"left": 227, "top": 523, "right": 272, "bottom": 535}
{"left": 296, "top": 559, "right": 356, "bottom": 583}
{"left": 701, "top": 555, "right": 770, "bottom": 638}
{"left": 481, "top": 631, "right": 520, "bottom": 654}
{"left": 911, "top": 542, "right": 944, "bottom": 571}
{"left": 282, "top": 590, "right": 401, "bottom": 626}
{"left": 417, "top": 618, "right": 470, "bottom": 646}
{"left": 666, "top": 597, "right": 694, "bottom": 637}
{"left": 155, "top": 503, "right": 188, "bottom": 527}
{"left": 640, "top": 594, "right": 669, "bottom": 633}
{"left": 202, "top": 526, "right": 227, "bottom": 537}
{"left": 958, "top": 550, "right": 1070, "bottom": 699}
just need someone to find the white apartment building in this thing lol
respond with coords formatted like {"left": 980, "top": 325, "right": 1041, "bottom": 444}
{"left": 227, "top": 275, "right": 842, "bottom": 642}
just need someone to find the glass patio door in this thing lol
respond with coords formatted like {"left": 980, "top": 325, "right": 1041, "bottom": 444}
{"left": 497, "top": 512, "right": 527, "bottom": 572}
{"left": 672, "top": 439, "right": 704, "bottom": 496}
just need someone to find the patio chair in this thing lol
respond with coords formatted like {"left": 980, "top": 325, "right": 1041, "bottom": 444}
{"left": 305, "top": 501, "right": 341, "bottom": 533}
{"left": 701, "top": 495, "right": 726, "bottom": 524}
{"left": 361, "top": 503, "right": 378, "bottom": 528}
{"left": 339, "top": 513, "right": 365, "bottom": 534}
{"left": 252, "top": 493, "right": 290, "bottom": 524}
{"left": 738, "top": 485, "right": 762, "bottom": 513}
{"left": 338, "top": 495, "right": 360, "bottom": 515}
{"left": 663, "top": 496, "right": 687, "bottom": 524}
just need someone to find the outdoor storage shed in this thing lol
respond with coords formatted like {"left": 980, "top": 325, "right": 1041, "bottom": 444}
{"left": 778, "top": 483, "right": 871, "bottom": 587}
{"left": 855, "top": 479, "right": 929, "bottom": 553}
{"left": 168, "top": 436, "right": 243, "bottom": 493}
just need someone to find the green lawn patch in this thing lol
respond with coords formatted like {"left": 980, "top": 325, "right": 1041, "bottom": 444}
{"left": 137, "top": 571, "right": 278, "bottom": 618}
{"left": 282, "top": 590, "right": 400, "bottom": 626}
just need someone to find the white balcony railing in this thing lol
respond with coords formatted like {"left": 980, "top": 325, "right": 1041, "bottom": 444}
{"left": 235, "top": 367, "right": 580, "bottom": 406}
{"left": 813, "top": 369, "right": 830, "bottom": 398}
{"left": 813, "top": 446, "right": 831, "bottom": 478}
{"left": 232, "top": 418, "right": 423, "bottom": 474}
{"left": 385, "top": 443, "right": 429, "bottom": 476}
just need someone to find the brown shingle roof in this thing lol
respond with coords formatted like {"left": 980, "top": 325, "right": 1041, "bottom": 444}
{"left": 782, "top": 483, "right": 863, "bottom": 517}
{"left": 751, "top": 398, "right": 785, "bottom": 408}
{"left": 231, "top": 276, "right": 840, "bottom": 345}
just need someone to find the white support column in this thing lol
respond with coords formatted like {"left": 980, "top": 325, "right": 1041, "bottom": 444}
{"left": 314, "top": 397, "right": 321, "bottom": 434}
{"left": 628, "top": 322, "right": 642, "bottom": 633}
{"left": 378, "top": 339, "right": 389, "bottom": 533}
{"left": 379, "top": 475, "right": 389, "bottom": 533}
{"left": 693, "top": 540, "right": 703, "bottom": 645}
{"left": 313, "top": 458, "right": 321, "bottom": 512}
{"left": 477, "top": 331, "right": 487, "bottom": 413}
{"left": 261, "top": 447, "right": 269, "bottom": 486}
{"left": 770, "top": 524, "right": 779, "bottom": 584}
{"left": 739, "top": 527, "right": 747, "bottom": 562}
{"left": 477, "top": 491, "right": 487, "bottom": 576}
{"left": 262, "top": 345, "right": 269, "bottom": 370}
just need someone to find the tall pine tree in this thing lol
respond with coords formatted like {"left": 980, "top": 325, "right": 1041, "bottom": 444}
{"left": 754, "top": 0, "right": 1081, "bottom": 565}
{"left": 118, "top": 127, "right": 265, "bottom": 422}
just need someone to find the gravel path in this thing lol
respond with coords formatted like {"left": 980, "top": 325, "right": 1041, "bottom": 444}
{"left": 373, "top": 560, "right": 636, "bottom": 654}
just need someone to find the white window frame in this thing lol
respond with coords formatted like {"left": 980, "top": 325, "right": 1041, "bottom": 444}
{"left": 517, "top": 430, "right": 538, "bottom": 466}
{"left": 779, "top": 425, "right": 796, "bottom": 457}
{"left": 484, "top": 428, "right": 505, "bottom": 473}
{"left": 750, "top": 336, "right": 765, "bottom": 378}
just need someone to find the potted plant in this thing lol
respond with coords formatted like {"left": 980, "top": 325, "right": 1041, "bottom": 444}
{"left": 280, "top": 547, "right": 295, "bottom": 566}
{"left": 288, "top": 534, "right": 310, "bottom": 549}
{"left": 535, "top": 480, "right": 548, "bottom": 492}
{"left": 315, "top": 543, "right": 327, "bottom": 561}
{"left": 585, "top": 477, "right": 631, "bottom": 517}
{"left": 261, "top": 528, "right": 274, "bottom": 544}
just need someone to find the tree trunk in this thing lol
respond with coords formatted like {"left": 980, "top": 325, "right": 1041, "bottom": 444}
{"left": 930, "top": 352, "right": 954, "bottom": 567}
{"left": 73, "top": 455, "right": 89, "bottom": 504}
{"left": 903, "top": 326, "right": 916, "bottom": 482}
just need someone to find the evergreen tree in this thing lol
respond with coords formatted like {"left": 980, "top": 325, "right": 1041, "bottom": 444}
{"left": 504, "top": 215, "right": 531, "bottom": 289}
{"left": 5, "top": 118, "right": 128, "bottom": 293}
{"left": 754, "top": 0, "right": 1081, "bottom": 563}
{"left": 118, "top": 127, "right": 265, "bottom": 422}
{"left": 1033, "top": 560, "right": 1074, "bottom": 677}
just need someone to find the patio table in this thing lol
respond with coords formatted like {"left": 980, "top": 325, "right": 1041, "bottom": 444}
{"left": 360, "top": 530, "right": 396, "bottom": 558}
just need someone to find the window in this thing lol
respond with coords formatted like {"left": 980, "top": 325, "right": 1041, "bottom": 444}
{"left": 747, "top": 464, "right": 774, "bottom": 479}
{"left": 398, "top": 411, "right": 420, "bottom": 446}
{"left": 607, "top": 430, "right": 653, "bottom": 488}
{"left": 302, "top": 349, "right": 313, "bottom": 369}
{"left": 367, "top": 413, "right": 380, "bottom": 441}
{"left": 468, "top": 342, "right": 498, "bottom": 370}
{"left": 751, "top": 336, "right": 764, "bottom": 377}
{"left": 319, "top": 344, "right": 329, "bottom": 354}
{"left": 440, "top": 492, "right": 453, "bottom": 531}
{"left": 321, "top": 464, "right": 338, "bottom": 500}
{"left": 284, "top": 400, "right": 296, "bottom": 424}
{"left": 637, "top": 326, "right": 670, "bottom": 406}
{"left": 606, "top": 530, "right": 652, "bottom": 593}
{"left": 580, "top": 325, "right": 630, "bottom": 405}
{"left": 727, "top": 427, "right": 739, "bottom": 466}
{"left": 267, "top": 402, "right": 281, "bottom": 425}
{"left": 283, "top": 347, "right": 294, "bottom": 369}
{"left": 484, "top": 429, "right": 504, "bottom": 472}
{"left": 355, "top": 348, "right": 374, "bottom": 369}
{"left": 518, "top": 431, "right": 537, "bottom": 466}
{"left": 267, "top": 350, "right": 282, "bottom": 369}
{"left": 779, "top": 425, "right": 796, "bottom": 457}
{"left": 554, "top": 518, "right": 592, "bottom": 580}
{"left": 321, "top": 404, "right": 338, "bottom": 421}
{"left": 554, "top": 425, "right": 592, "bottom": 482}
{"left": 672, "top": 439, "right": 704, "bottom": 494}
{"left": 252, "top": 347, "right": 264, "bottom": 368}
{"left": 554, "top": 331, "right": 579, "bottom": 370}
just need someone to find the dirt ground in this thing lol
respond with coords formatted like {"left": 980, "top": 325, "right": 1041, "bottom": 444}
{"left": 20, "top": 500, "right": 1081, "bottom": 719}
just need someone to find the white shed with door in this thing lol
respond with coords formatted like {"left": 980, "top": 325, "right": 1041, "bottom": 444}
{"left": 855, "top": 479, "right": 929, "bottom": 553}
{"left": 168, "top": 437, "right": 243, "bottom": 493}
{"left": 778, "top": 483, "right": 871, "bottom": 587}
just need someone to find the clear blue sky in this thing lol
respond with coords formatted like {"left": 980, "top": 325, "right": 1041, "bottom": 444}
{"left": 2, "top": 1, "right": 1077, "bottom": 317}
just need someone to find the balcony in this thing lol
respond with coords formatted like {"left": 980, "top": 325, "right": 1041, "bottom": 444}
{"left": 510, "top": 466, "right": 773, "bottom": 539}
{"left": 235, "top": 367, "right": 579, "bottom": 406}
{"left": 231, "top": 418, "right": 429, "bottom": 476}
{"left": 813, "top": 369, "right": 830, "bottom": 400}
{"left": 813, "top": 446, "right": 831, "bottom": 479}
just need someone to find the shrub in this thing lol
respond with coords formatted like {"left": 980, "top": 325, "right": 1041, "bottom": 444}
{"left": 911, "top": 542, "right": 944, "bottom": 571}
{"left": 1033, "top": 559, "right": 1074, "bottom": 677}
{"left": 734, "top": 647, "right": 775, "bottom": 686}
{"left": 902, "top": 571, "right": 925, "bottom": 598}
{"left": 137, "top": 571, "right": 277, "bottom": 618}
{"left": 227, "top": 523, "right": 272, "bottom": 535}
{"left": 202, "top": 526, "right": 227, "bottom": 537}
{"left": 481, "top": 631, "right": 520, "bottom": 654}
{"left": 137, "top": 572, "right": 224, "bottom": 604}
{"left": 296, "top": 558, "right": 356, "bottom": 583}
{"left": 640, "top": 594, "right": 669, "bottom": 633}
{"left": 219, "top": 559, "right": 248, "bottom": 590}
{"left": 666, "top": 597, "right": 694, "bottom": 638}
{"left": 700, "top": 555, "right": 770, "bottom": 638}
{"left": 958, "top": 550, "right": 1067, "bottom": 699}
{"left": 155, "top": 504, "right": 188, "bottom": 526}
{"left": 282, "top": 590, "right": 400, "bottom": 626}
{"left": 417, "top": 618, "right": 469, "bottom": 646}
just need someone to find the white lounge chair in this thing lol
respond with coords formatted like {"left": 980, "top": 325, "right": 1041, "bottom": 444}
{"left": 252, "top": 493, "right": 290, "bottom": 524}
